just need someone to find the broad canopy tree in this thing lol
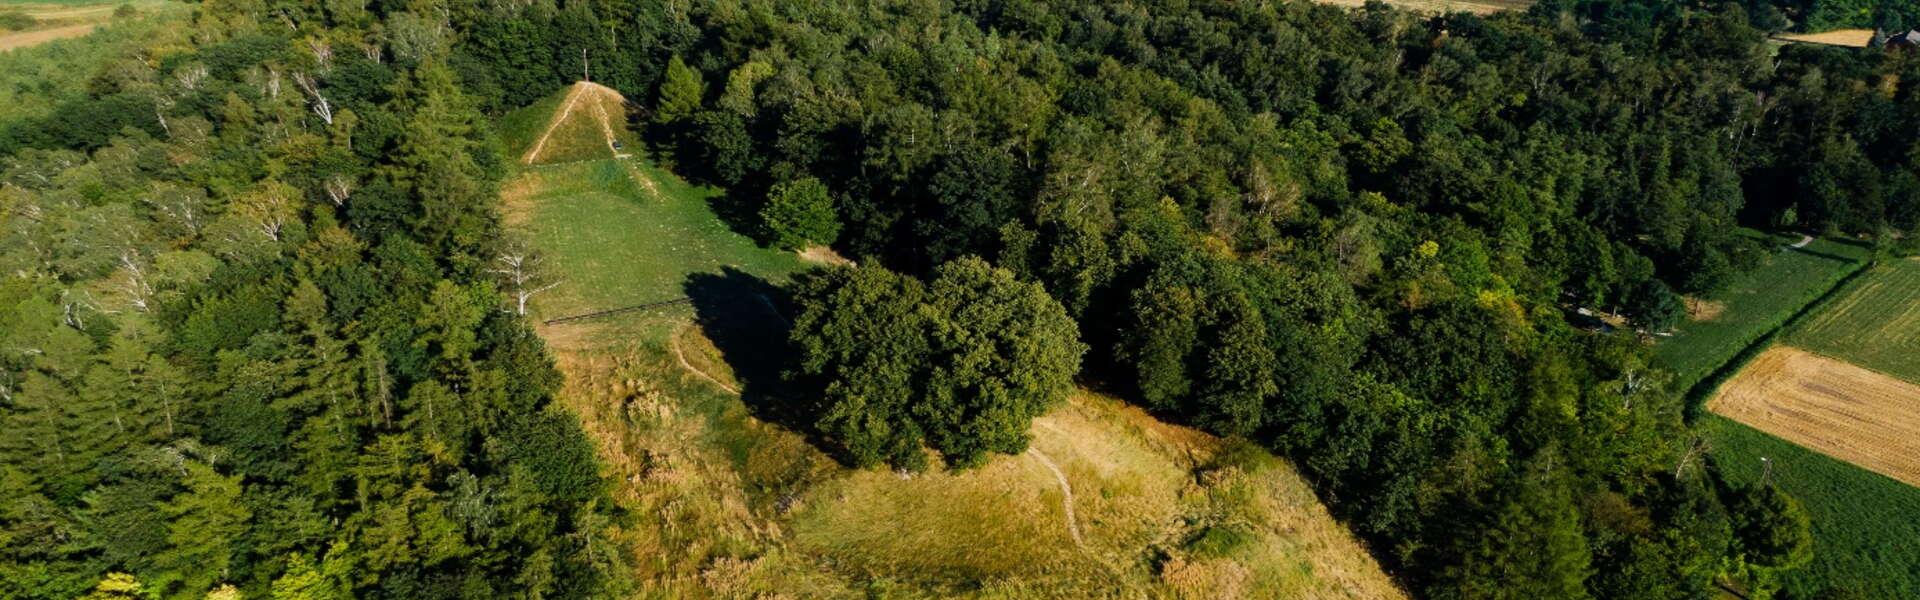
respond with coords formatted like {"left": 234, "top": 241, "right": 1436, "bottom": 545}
{"left": 789, "top": 257, "right": 1083, "bottom": 470}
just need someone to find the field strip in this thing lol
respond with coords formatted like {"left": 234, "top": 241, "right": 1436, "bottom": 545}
{"left": 1773, "top": 29, "right": 1874, "bottom": 48}
{"left": 1708, "top": 346, "right": 1920, "bottom": 487}
{"left": 1027, "top": 448, "right": 1084, "bottom": 547}
{"left": 521, "top": 83, "right": 588, "bottom": 164}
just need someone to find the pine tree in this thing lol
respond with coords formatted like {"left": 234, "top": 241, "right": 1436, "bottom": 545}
{"left": 654, "top": 55, "right": 704, "bottom": 124}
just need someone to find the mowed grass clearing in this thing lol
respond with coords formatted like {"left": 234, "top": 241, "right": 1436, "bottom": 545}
{"left": 1653, "top": 233, "right": 1868, "bottom": 391}
{"left": 1703, "top": 415, "right": 1920, "bottom": 599}
{"left": 1312, "top": 0, "right": 1529, "bottom": 14}
{"left": 501, "top": 158, "right": 802, "bottom": 333}
{"left": 1789, "top": 259, "right": 1920, "bottom": 382}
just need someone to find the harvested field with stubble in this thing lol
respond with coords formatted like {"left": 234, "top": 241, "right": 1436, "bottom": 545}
{"left": 1772, "top": 29, "right": 1875, "bottom": 48}
{"left": 1707, "top": 346, "right": 1920, "bottom": 487}
{"left": 1313, "top": 0, "right": 1528, "bottom": 14}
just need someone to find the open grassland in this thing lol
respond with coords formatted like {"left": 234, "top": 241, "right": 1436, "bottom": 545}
{"left": 1789, "top": 260, "right": 1920, "bottom": 382}
{"left": 499, "top": 88, "right": 1404, "bottom": 598}
{"left": 1702, "top": 415, "right": 1920, "bottom": 599}
{"left": 1707, "top": 346, "right": 1920, "bottom": 487}
{"left": 1654, "top": 234, "right": 1868, "bottom": 392}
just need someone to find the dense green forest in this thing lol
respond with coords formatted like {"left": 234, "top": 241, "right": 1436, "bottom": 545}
{"left": 1, "top": 2, "right": 618, "bottom": 598}
{"left": 4, "top": 0, "right": 1915, "bottom": 598}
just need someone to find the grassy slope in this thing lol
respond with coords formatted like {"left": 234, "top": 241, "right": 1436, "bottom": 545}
{"left": 1654, "top": 232, "right": 1868, "bottom": 391}
{"left": 1788, "top": 259, "right": 1920, "bottom": 382}
{"left": 1703, "top": 416, "right": 1920, "bottom": 598}
{"left": 496, "top": 89, "right": 1406, "bottom": 598}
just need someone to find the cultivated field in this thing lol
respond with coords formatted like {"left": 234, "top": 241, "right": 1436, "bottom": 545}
{"left": 1313, "top": 0, "right": 1529, "bottom": 14}
{"left": 497, "top": 86, "right": 1406, "bottom": 598}
{"left": 1707, "top": 346, "right": 1920, "bottom": 487}
{"left": 1654, "top": 234, "right": 1868, "bottom": 391}
{"left": 1771, "top": 29, "right": 1875, "bottom": 48}
{"left": 1790, "top": 260, "right": 1920, "bottom": 382}
{"left": 1704, "top": 416, "right": 1920, "bottom": 598}
{"left": 1697, "top": 255, "right": 1920, "bottom": 597}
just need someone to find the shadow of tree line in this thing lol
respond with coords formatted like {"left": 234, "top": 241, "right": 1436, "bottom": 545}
{"left": 682, "top": 267, "right": 855, "bottom": 465}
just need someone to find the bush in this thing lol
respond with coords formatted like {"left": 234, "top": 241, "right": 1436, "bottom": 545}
{"left": 0, "top": 11, "right": 34, "bottom": 32}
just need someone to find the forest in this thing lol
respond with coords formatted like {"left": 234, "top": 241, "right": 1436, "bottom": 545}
{"left": 4, "top": 0, "right": 1917, "bottom": 598}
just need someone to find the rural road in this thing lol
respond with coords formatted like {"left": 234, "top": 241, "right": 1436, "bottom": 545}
{"left": 1792, "top": 234, "right": 1813, "bottom": 249}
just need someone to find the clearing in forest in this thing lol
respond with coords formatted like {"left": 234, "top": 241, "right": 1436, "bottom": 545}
{"left": 494, "top": 91, "right": 1406, "bottom": 598}
{"left": 1771, "top": 29, "right": 1875, "bottom": 48}
{"left": 1788, "top": 260, "right": 1920, "bottom": 382}
{"left": 1707, "top": 346, "right": 1920, "bottom": 488}
{"left": 1313, "top": 0, "right": 1530, "bottom": 14}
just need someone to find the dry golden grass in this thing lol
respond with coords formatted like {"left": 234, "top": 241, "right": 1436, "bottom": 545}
{"left": 1312, "top": 0, "right": 1530, "bottom": 15}
{"left": 1685, "top": 297, "right": 1726, "bottom": 322}
{"left": 544, "top": 322, "right": 1407, "bottom": 598}
{"left": 797, "top": 245, "right": 853, "bottom": 267}
{"left": 1708, "top": 346, "right": 1920, "bottom": 487}
{"left": 522, "top": 81, "right": 631, "bottom": 165}
{"left": 1773, "top": 29, "right": 1875, "bottom": 48}
{"left": 0, "top": 22, "right": 96, "bottom": 50}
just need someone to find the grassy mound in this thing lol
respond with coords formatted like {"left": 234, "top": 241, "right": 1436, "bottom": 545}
{"left": 494, "top": 121, "right": 1405, "bottom": 595}
{"left": 501, "top": 81, "right": 638, "bottom": 166}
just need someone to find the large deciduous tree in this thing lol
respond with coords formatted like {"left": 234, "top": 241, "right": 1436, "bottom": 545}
{"left": 789, "top": 258, "right": 1082, "bottom": 469}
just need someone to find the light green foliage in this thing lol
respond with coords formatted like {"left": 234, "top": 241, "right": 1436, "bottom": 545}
{"left": 78, "top": 573, "right": 150, "bottom": 600}
{"left": 654, "top": 55, "right": 703, "bottom": 124}
{"left": 759, "top": 177, "right": 840, "bottom": 250}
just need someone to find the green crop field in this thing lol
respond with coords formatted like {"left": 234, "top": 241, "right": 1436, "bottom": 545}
{"left": 1789, "top": 259, "right": 1920, "bottom": 383}
{"left": 1703, "top": 415, "right": 1920, "bottom": 599}
{"left": 1654, "top": 233, "right": 1869, "bottom": 392}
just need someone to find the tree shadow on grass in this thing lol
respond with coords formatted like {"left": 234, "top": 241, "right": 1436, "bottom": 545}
{"left": 682, "top": 267, "right": 834, "bottom": 452}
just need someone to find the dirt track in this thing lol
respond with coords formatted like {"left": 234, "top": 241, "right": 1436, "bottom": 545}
{"left": 1709, "top": 346, "right": 1920, "bottom": 487}
{"left": 0, "top": 23, "right": 98, "bottom": 51}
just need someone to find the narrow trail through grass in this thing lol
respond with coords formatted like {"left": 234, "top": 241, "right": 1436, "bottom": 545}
{"left": 1028, "top": 448, "right": 1084, "bottom": 547}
